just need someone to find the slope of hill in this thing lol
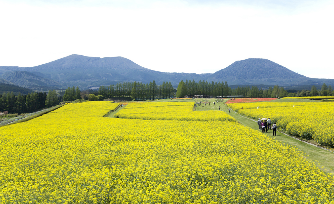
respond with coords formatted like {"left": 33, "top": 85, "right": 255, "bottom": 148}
{"left": 0, "top": 83, "right": 33, "bottom": 95}
{"left": 0, "top": 78, "right": 13, "bottom": 84}
{"left": 2, "top": 71, "right": 60, "bottom": 91}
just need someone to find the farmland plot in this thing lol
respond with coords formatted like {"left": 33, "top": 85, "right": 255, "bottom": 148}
{"left": 0, "top": 101, "right": 333, "bottom": 203}
{"left": 228, "top": 102, "right": 334, "bottom": 146}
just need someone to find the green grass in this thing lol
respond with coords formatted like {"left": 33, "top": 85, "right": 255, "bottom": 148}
{"left": 0, "top": 105, "right": 63, "bottom": 127}
{"left": 104, "top": 104, "right": 124, "bottom": 118}
{"left": 193, "top": 98, "right": 334, "bottom": 175}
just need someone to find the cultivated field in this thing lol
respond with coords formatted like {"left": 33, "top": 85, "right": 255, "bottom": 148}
{"left": 0, "top": 101, "right": 333, "bottom": 203}
{"left": 227, "top": 101, "right": 334, "bottom": 146}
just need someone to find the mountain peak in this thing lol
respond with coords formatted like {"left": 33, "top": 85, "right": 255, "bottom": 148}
{"left": 209, "top": 58, "right": 307, "bottom": 85}
{"left": 2, "top": 55, "right": 333, "bottom": 90}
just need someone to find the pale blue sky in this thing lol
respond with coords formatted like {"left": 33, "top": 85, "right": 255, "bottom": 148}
{"left": 1, "top": 0, "right": 333, "bottom": 79}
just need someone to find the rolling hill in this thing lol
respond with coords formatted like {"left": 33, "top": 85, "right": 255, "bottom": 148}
{"left": 0, "top": 55, "right": 333, "bottom": 90}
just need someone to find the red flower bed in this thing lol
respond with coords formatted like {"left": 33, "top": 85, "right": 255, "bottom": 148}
{"left": 225, "top": 98, "right": 277, "bottom": 104}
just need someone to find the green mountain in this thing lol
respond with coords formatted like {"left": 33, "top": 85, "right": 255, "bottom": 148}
{"left": 2, "top": 71, "right": 60, "bottom": 91}
{"left": 0, "top": 78, "right": 13, "bottom": 84}
{"left": 22, "top": 54, "right": 207, "bottom": 88}
{"left": 209, "top": 58, "right": 308, "bottom": 85}
{"left": 0, "top": 55, "right": 333, "bottom": 90}
{"left": 0, "top": 82, "right": 33, "bottom": 95}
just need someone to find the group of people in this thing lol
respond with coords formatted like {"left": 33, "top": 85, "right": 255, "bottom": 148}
{"left": 257, "top": 118, "right": 277, "bottom": 136}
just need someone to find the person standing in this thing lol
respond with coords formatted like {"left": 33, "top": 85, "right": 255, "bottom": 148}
{"left": 229, "top": 108, "right": 230, "bottom": 113}
{"left": 272, "top": 123, "right": 277, "bottom": 136}
{"left": 264, "top": 120, "right": 268, "bottom": 132}
{"left": 257, "top": 118, "right": 261, "bottom": 130}
{"left": 267, "top": 118, "right": 271, "bottom": 130}
{"left": 261, "top": 121, "right": 265, "bottom": 132}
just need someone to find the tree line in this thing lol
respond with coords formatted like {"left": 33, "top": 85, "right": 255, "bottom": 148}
{"left": 292, "top": 84, "right": 333, "bottom": 97}
{"left": 0, "top": 87, "right": 80, "bottom": 114}
{"left": 97, "top": 81, "right": 174, "bottom": 100}
{"left": 175, "top": 80, "right": 289, "bottom": 98}
{"left": 176, "top": 80, "right": 230, "bottom": 98}
{"left": 0, "top": 90, "right": 59, "bottom": 114}
{"left": 2, "top": 81, "right": 333, "bottom": 114}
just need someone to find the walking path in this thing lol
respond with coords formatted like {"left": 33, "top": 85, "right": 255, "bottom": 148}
{"left": 232, "top": 107, "right": 333, "bottom": 152}
{"left": 0, "top": 105, "right": 63, "bottom": 127}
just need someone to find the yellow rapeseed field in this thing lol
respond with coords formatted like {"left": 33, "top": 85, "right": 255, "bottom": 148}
{"left": 115, "top": 102, "right": 236, "bottom": 122}
{"left": 0, "top": 101, "right": 333, "bottom": 203}
{"left": 228, "top": 101, "right": 334, "bottom": 145}
{"left": 283, "top": 96, "right": 334, "bottom": 99}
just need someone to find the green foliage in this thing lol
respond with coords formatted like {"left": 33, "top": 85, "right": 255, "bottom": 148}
{"left": 99, "top": 81, "right": 174, "bottom": 100}
{"left": 321, "top": 83, "right": 328, "bottom": 96}
{"left": 176, "top": 80, "right": 187, "bottom": 98}
{"left": 45, "top": 90, "right": 59, "bottom": 107}
{"left": 88, "top": 94, "right": 99, "bottom": 101}
{"left": 0, "top": 92, "right": 47, "bottom": 114}
{"left": 311, "top": 85, "right": 318, "bottom": 96}
{"left": 328, "top": 85, "right": 333, "bottom": 96}
{"left": 228, "top": 85, "right": 289, "bottom": 98}
{"left": 0, "top": 83, "right": 32, "bottom": 95}
{"left": 130, "top": 81, "right": 138, "bottom": 100}
{"left": 63, "top": 86, "right": 81, "bottom": 101}
{"left": 176, "top": 80, "right": 231, "bottom": 98}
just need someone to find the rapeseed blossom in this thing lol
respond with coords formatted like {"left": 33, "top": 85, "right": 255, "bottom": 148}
{"left": 115, "top": 102, "right": 236, "bottom": 121}
{"left": 228, "top": 101, "right": 334, "bottom": 145}
{"left": 0, "top": 101, "right": 333, "bottom": 203}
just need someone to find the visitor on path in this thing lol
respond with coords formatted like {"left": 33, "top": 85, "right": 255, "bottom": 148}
{"left": 272, "top": 123, "right": 277, "bottom": 136}
{"left": 229, "top": 108, "right": 231, "bottom": 113}
{"left": 264, "top": 120, "right": 268, "bottom": 132}
{"left": 257, "top": 118, "right": 261, "bottom": 130}
{"left": 261, "top": 122, "right": 265, "bottom": 132}
{"left": 219, "top": 106, "right": 220, "bottom": 110}
{"left": 267, "top": 118, "right": 271, "bottom": 130}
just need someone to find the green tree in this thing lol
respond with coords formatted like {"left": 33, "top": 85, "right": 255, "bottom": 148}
{"left": 45, "top": 90, "right": 59, "bottom": 107}
{"left": 176, "top": 80, "right": 187, "bottom": 98}
{"left": 151, "top": 80, "right": 157, "bottom": 100}
{"left": 88, "top": 94, "right": 98, "bottom": 101}
{"left": 311, "top": 85, "right": 318, "bottom": 96}
{"left": 328, "top": 85, "right": 333, "bottom": 96}
{"left": 75, "top": 87, "right": 81, "bottom": 99}
{"left": 321, "top": 83, "right": 328, "bottom": 96}
{"left": 130, "top": 81, "right": 138, "bottom": 100}
{"left": 15, "top": 93, "right": 26, "bottom": 114}
{"left": 271, "top": 85, "right": 279, "bottom": 98}
{"left": 63, "top": 87, "right": 73, "bottom": 101}
{"left": 279, "top": 87, "right": 288, "bottom": 98}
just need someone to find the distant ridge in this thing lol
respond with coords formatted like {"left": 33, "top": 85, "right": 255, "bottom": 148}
{"left": 0, "top": 55, "right": 333, "bottom": 90}
{"left": 32, "top": 54, "right": 148, "bottom": 71}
